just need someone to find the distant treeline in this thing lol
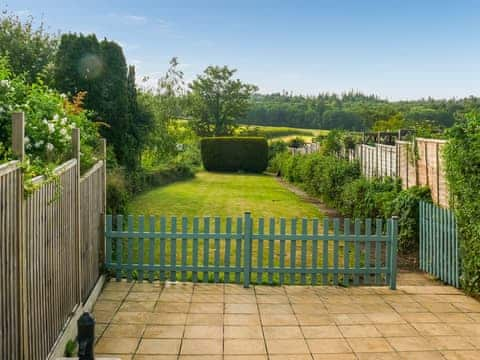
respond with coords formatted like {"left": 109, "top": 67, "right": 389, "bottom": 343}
{"left": 243, "top": 92, "right": 480, "bottom": 131}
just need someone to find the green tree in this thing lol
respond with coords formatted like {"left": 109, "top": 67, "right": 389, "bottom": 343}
{"left": 188, "top": 66, "right": 257, "bottom": 136}
{"left": 54, "top": 34, "right": 137, "bottom": 166}
{"left": 0, "top": 11, "right": 57, "bottom": 84}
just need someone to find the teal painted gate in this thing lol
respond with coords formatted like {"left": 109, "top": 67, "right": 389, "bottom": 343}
{"left": 419, "top": 201, "right": 459, "bottom": 287}
{"left": 105, "top": 214, "right": 399, "bottom": 289}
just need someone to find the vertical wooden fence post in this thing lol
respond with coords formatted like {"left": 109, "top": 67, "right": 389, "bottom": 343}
{"left": 12, "top": 112, "right": 28, "bottom": 359}
{"left": 100, "top": 138, "right": 107, "bottom": 265}
{"left": 389, "top": 216, "right": 399, "bottom": 290}
{"left": 243, "top": 212, "right": 252, "bottom": 288}
{"left": 72, "top": 128, "right": 82, "bottom": 302}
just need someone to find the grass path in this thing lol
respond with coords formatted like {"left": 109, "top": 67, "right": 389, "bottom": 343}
{"left": 128, "top": 171, "right": 323, "bottom": 219}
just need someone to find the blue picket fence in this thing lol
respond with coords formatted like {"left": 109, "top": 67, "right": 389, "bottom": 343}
{"left": 105, "top": 213, "right": 399, "bottom": 289}
{"left": 419, "top": 201, "right": 459, "bottom": 287}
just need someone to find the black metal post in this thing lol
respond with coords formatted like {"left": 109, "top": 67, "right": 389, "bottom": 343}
{"left": 78, "top": 312, "right": 95, "bottom": 360}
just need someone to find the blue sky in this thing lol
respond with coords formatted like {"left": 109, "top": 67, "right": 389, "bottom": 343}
{"left": 4, "top": 0, "right": 480, "bottom": 100}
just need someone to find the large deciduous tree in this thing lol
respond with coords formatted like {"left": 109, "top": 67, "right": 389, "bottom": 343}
{"left": 188, "top": 66, "right": 257, "bottom": 136}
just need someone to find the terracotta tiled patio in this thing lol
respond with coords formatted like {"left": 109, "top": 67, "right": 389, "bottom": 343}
{"left": 93, "top": 272, "right": 480, "bottom": 359}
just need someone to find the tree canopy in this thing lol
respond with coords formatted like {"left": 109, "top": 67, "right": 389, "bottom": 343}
{"left": 188, "top": 66, "right": 257, "bottom": 136}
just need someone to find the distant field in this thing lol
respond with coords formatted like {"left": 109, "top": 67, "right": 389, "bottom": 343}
{"left": 238, "top": 124, "right": 328, "bottom": 142}
{"left": 174, "top": 120, "right": 328, "bottom": 143}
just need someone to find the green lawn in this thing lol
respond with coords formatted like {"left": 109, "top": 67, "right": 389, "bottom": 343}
{"left": 128, "top": 171, "right": 322, "bottom": 219}
{"left": 116, "top": 172, "right": 360, "bottom": 285}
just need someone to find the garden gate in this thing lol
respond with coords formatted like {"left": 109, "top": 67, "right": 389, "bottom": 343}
{"left": 419, "top": 201, "right": 459, "bottom": 287}
{"left": 105, "top": 214, "right": 399, "bottom": 289}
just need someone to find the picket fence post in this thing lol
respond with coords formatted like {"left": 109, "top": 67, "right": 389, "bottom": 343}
{"left": 12, "top": 112, "right": 28, "bottom": 359}
{"left": 72, "top": 128, "right": 82, "bottom": 302}
{"left": 243, "top": 212, "right": 252, "bottom": 288}
{"left": 389, "top": 216, "right": 399, "bottom": 290}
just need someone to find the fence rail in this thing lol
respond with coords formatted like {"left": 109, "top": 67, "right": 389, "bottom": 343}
{"left": 419, "top": 201, "right": 459, "bottom": 287}
{"left": 0, "top": 113, "right": 106, "bottom": 360}
{"left": 106, "top": 214, "right": 399, "bottom": 289}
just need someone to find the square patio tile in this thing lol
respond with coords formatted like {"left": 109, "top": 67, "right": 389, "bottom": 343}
{"left": 224, "top": 314, "right": 260, "bottom": 325}
{"left": 187, "top": 313, "right": 223, "bottom": 325}
{"left": 137, "top": 339, "right": 181, "bottom": 355}
{"left": 387, "top": 336, "right": 436, "bottom": 351}
{"left": 312, "top": 354, "right": 356, "bottom": 360}
{"left": 375, "top": 324, "right": 419, "bottom": 337}
{"left": 347, "top": 338, "right": 394, "bottom": 353}
{"left": 224, "top": 325, "right": 263, "bottom": 339}
{"left": 400, "top": 312, "right": 441, "bottom": 323}
{"left": 297, "top": 314, "right": 336, "bottom": 325}
{"left": 188, "top": 303, "right": 223, "bottom": 314}
{"left": 143, "top": 325, "right": 184, "bottom": 338}
{"left": 411, "top": 323, "right": 456, "bottom": 336}
{"left": 120, "top": 301, "right": 156, "bottom": 312}
{"left": 427, "top": 336, "right": 476, "bottom": 351}
{"left": 112, "top": 312, "right": 148, "bottom": 324}
{"left": 306, "top": 339, "right": 352, "bottom": 354}
{"left": 339, "top": 325, "right": 382, "bottom": 338}
{"left": 301, "top": 325, "right": 343, "bottom": 339}
{"left": 259, "top": 304, "right": 293, "bottom": 314}
{"left": 146, "top": 313, "right": 187, "bottom": 325}
{"left": 292, "top": 303, "right": 328, "bottom": 314}
{"left": 102, "top": 324, "right": 145, "bottom": 338}
{"left": 224, "top": 339, "right": 267, "bottom": 355}
{"left": 180, "top": 339, "right": 223, "bottom": 355}
{"left": 266, "top": 339, "right": 310, "bottom": 354}
{"left": 96, "top": 337, "right": 139, "bottom": 354}
{"left": 263, "top": 326, "right": 303, "bottom": 339}
{"left": 225, "top": 303, "right": 258, "bottom": 314}
{"left": 225, "top": 294, "right": 256, "bottom": 303}
{"left": 261, "top": 313, "right": 298, "bottom": 326}
{"left": 256, "top": 295, "right": 289, "bottom": 303}
{"left": 154, "top": 302, "right": 189, "bottom": 313}
{"left": 184, "top": 325, "right": 223, "bottom": 339}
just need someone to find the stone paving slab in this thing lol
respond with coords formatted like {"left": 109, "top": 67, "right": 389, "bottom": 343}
{"left": 93, "top": 273, "right": 480, "bottom": 359}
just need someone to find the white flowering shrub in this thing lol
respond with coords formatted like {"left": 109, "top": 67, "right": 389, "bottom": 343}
{"left": 0, "top": 57, "right": 100, "bottom": 179}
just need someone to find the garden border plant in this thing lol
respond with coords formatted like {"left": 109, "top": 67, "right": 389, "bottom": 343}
{"left": 444, "top": 110, "right": 480, "bottom": 295}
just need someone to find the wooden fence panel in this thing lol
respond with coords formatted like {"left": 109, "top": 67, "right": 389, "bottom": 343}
{"left": 80, "top": 161, "right": 105, "bottom": 301}
{"left": 397, "top": 139, "right": 448, "bottom": 207}
{"left": 0, "top": 161, "right": 22, "bottom": 360}
{"left": 24, "top": 160, "right": 80, "bottom": 360}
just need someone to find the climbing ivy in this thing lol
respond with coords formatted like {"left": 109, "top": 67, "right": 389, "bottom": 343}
{"left": 444, "top": 111, "right": 480, "bottom": 295}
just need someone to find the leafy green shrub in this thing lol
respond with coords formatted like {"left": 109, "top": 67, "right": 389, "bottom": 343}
{"left": 444, "top": 111, "right": 480, "bottom": 295}
{"left": 106, "top": 167, "right": 130, "bottom": 216}
{"left": 389, "top": 186, "right": 431, "bottom": 254}
{"left": 339, "top": 177, "right": 401, "bottom": 219}
{"left": 268, "top": 140, "right": 287, "bottom": 160}
{"left": 0, "top": 57, "right": 100, "bottom": 180}
{"left": 200, "top": 137, "right": 268, "bottom": 173}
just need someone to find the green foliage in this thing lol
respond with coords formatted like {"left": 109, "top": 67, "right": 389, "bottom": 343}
{"left": 272, "top": 151, "right": 430, "bottom": 255}
{"left": 340, "top": 177, "right": 401, "bottom": 219}
{"left": 244, "top": 91, "right": 473, "bottom": 131}
{"left": 0, "top": 11, "right": 57, "bottom": 84}
{"left": 64, "top": 339, "right": 76, "bottom": 357}
{"left": 200, "top": 137, "right": 268, "bottom": 173}
{"left": 444, "top": 111, "right": 480, "bottom": 295}
{"left": 238, "top": 125, "right": 314, "bottom": 139}
{"left": 54, "top": 33, "right": 147, "bottom": 167}
{"left": 268, "top": 140, "right": 287, "bottom": 161}
{"left": 389, "top": 186, "right": 431, "bottom": 254}
{"left": 0, "top": 57, "right": 100, "bottom": 183}
{"left": 188, "top": 66, "right": 258, "bottom": 136}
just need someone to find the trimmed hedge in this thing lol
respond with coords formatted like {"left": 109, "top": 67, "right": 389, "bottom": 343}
{"left": 200, "top": 137, "right": 268, "bottom": 173}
